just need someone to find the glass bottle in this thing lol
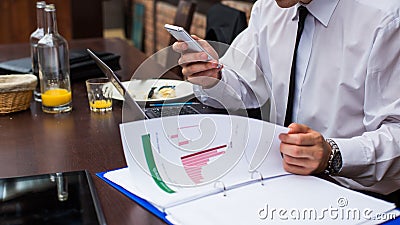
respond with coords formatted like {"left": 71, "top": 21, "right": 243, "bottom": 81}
{"left": 38, "top": 4, "right": 72, "bottom": 113}
{"left": 30, "top": 1, "right": 46, "bottom": 102}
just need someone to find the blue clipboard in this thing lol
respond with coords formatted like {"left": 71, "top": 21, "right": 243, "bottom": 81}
{"left": 96, "top": 169, "right": 173, "bottom": 225}
{"left": 383, "top": 216, "right": 400, "bottom": 224}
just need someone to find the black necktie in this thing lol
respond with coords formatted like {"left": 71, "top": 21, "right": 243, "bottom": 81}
{"left": 284, "top": 6, "right": 309, "bottom": 127}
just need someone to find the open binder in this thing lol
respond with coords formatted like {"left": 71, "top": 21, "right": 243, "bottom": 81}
{"left": 98, "top": 114, "right": 397, "bottom": 224}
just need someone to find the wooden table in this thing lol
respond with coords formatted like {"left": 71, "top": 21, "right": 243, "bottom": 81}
{"left": 0, "top": 38, "right": 167, "bottom": 225}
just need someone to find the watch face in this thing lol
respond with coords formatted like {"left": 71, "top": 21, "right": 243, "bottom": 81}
{"left": 332, "top": 151, "right": 343, "bottom": 173}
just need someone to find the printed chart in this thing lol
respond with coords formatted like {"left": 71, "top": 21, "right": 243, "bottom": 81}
{"left": 181, "top": 145, "right": 227, "bottom": 184}
{"left": 168, "top": 125, "right": 200, "bottom": 147}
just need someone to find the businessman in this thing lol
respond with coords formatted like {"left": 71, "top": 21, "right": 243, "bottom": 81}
{"left": 173, "top": 0, "right": 400, "bottom": 204}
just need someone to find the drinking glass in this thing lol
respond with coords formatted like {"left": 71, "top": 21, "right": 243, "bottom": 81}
{"left": 86, "top": 78, "right": 113, "bottom": 112}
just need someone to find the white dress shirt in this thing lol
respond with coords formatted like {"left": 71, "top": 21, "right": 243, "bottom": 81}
{"left": 195, "top": 0, "right": 400, "bottom": 194}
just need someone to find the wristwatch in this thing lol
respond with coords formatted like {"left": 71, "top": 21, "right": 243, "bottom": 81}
{"left": 324, "top": 139, "right": 342, "bottom": 175}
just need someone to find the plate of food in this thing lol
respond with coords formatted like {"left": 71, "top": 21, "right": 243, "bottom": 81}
{"left": 111, "top": 79, "right": 194, "bottom": 103}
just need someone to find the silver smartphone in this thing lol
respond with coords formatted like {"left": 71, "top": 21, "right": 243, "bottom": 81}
{"left": 164, "top": 24, "right": 216, "bottom": 61}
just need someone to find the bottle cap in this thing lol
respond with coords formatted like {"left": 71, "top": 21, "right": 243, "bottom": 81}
{"left": 45, "top": 4, "right": 56, "bottom": 12}
{"left": 37, "top": 1, "right": 46, "bottom": 8}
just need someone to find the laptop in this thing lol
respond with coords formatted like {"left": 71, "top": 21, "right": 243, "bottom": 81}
{"left": 87, "top": 49, "right": 202, "bottom": 122}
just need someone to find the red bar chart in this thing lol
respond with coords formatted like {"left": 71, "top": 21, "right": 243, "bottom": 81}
{"left": 181, "top": 145, "right": 227, "bottom": 184}
{"left": 169, "top": 125, "right": 199, "bottom": 147}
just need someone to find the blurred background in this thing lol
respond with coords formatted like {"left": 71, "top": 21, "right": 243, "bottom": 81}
{"left": 0, "top": 0, "right": 255, "bottom": 56}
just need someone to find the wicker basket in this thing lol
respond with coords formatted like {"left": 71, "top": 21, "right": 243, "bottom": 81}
{"left": 0, "top": 74, "right": 38, "bottom": 114}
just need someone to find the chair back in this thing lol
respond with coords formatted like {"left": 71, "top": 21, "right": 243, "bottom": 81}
{"left": 166, "top": 0, "right": 197, "bottom": 79}
{"left": 205, "top": 3, "right": 248, "bottom": 45}
{"left": 169, "top": 0, "right": 197, "bottom": 45}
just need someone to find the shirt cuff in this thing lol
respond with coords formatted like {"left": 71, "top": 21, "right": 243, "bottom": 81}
{"left": 332, "top": 137, "right": 372, "bottom": 177}
{"left": 193, "top": 79, "right": 227, "bottom": 108}
{"left": 201, "top": 76, "right": 229, "bottom": 97}
{"left": 193, "top": 68, "right": 244, "bottom": 109}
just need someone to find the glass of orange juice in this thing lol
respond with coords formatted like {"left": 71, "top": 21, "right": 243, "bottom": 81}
{"left": 41, "top": 88, "right": 72, "bottom": 113}
{"left": 40, "top": 74, "right": 72, "bottom": 114}
{"left": 86, "top": 78, "right": 112, "bottom": 112}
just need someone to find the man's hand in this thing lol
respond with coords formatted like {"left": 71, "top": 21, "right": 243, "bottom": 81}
{"left": 279, "top": 123, "right": 332, "bottom": 175}
{"left": 172, "top": 35, "right": 223, "bottom": 88}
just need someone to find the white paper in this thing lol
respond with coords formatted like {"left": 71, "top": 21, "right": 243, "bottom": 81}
{"left": 117, "top": 114, "right": 289, "bottom": 208}
{"left": 166, "top": 175, "right": 396, "bottom": 225}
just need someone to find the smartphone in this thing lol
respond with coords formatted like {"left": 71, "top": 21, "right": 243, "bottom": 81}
{"left": 164, "top": 24, "right": 216, "bottom": 61}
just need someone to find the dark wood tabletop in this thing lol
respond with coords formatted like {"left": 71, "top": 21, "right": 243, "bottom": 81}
{"left": 0, "top": 38, "right": 167, "bottom": 225}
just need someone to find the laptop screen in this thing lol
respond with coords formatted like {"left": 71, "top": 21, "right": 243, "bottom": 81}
{"left": 87, "top": 49, "right": 148, "bottom": 122}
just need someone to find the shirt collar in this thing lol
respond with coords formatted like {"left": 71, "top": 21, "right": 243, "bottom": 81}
{"left": 291, "top": 0, "right": 340, "bottom": 27}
